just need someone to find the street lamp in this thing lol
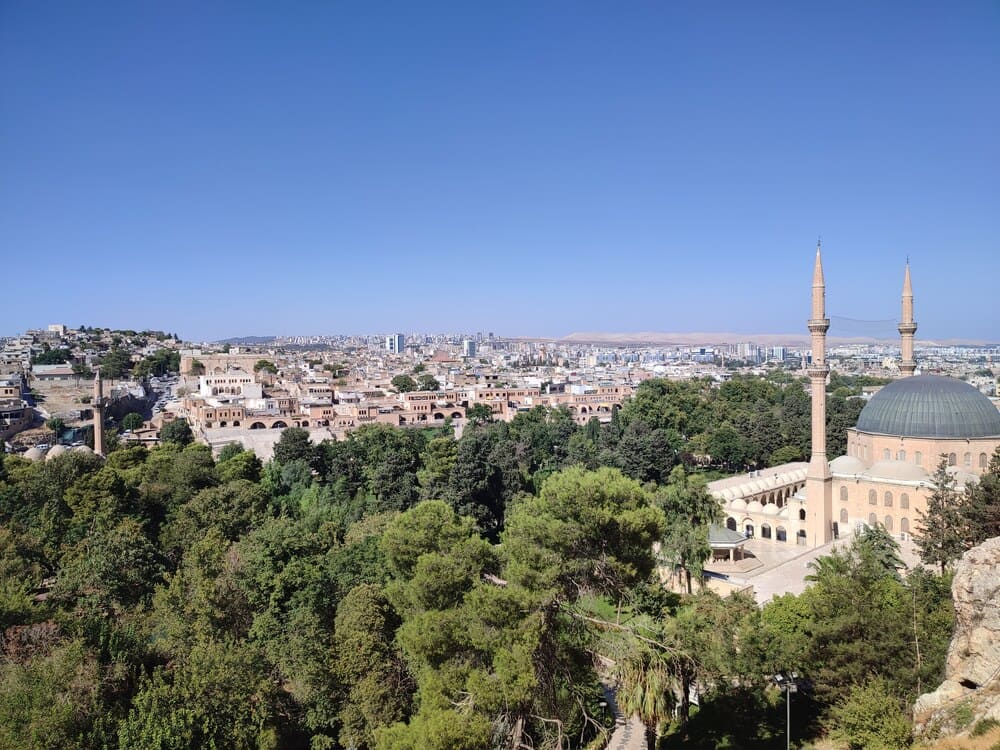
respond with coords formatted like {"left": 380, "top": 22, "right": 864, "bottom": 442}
{"left": 772, "top": 672, "right": 799, "bottom": 750}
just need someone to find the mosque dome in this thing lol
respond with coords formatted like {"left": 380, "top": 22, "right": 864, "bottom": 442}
{"left": 830, "top": 455, "right": 867, "bottom": 475}
{"left": 865, "top": 460, "right": 929, "bottom": 482}
{"left": 856, "top": 375, "right": 1000, "bottom": 439}
{"left": 72, "top": 445, "right": 95, "bottom": 455}
{"left": 946, "top": 466, "right": 980, "bottom": 487}
{"left": 23, "top": 447, "right": 43, "bottom": 461}
{"left": 729, "top": 498, "right": 747, "bottom": 511}
{"left": 45, "top": 445, "right": 68, "bottom": 461}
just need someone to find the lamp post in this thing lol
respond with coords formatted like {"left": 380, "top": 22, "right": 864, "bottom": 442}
{"left": 773, "top": 672, "right": 799, "bottom": 750}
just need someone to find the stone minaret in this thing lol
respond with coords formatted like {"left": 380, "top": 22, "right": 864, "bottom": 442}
{"left": 899, "top": 262, "right": 917, "bottom": 377}
{"left": 92, "top": 368, "right": 106, "bottom": 456}
{"left": 805, "top": 244, "right": 833, "bottom": 546}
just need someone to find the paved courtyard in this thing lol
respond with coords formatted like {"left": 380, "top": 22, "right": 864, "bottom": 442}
{"left": 707, "top": 532, "right": 923, "bottom": 604}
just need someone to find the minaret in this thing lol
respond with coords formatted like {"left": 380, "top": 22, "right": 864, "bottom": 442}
{"left": 805, "top": 243, "right": 833, "bottom": 546}
{"left": 899, "top": 262, "right": 917, "bottom": 377}
{"left": 92, "top": 368, "right": 106, "bottom": 457}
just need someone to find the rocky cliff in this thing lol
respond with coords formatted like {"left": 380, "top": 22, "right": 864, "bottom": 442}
{"left": 914, "top": 537, "right": 1000, "bottom": 737}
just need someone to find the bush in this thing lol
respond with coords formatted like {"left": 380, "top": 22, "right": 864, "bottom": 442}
{"left": 972, "top": 717, "right": 1000, "bottom": 737}
{"left": 827, "top": 678, "right": 911, "bottom": 750}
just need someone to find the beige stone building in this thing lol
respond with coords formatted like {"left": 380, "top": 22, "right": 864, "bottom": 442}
{"left": 711, "top": 250, "right": 1000, "bottom": 548}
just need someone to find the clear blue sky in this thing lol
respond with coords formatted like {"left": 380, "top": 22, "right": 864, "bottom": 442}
{"left": 2, "top": 2, "right": 997, "bottom": 342}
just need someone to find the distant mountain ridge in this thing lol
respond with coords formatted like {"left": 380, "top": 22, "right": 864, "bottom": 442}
{"left": 215, "top": 335, "right": 277, "bottom": 345}
{"left": 560, "top": 331, "right": 997, "bottom": 347}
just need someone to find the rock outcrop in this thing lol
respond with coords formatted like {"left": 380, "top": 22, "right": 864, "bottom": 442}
{"left": 914, "top": 537, "right": 1000, "bottom": 736}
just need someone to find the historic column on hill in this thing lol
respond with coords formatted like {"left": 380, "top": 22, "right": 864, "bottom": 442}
{"left": 899, "top": 262, "right": 917, "bottom": 377}
{"left": 805, "top": 244, "right": 833, "bottom": 545}
{"left": 92, "top": 368, "right": 106, "bottom": 457}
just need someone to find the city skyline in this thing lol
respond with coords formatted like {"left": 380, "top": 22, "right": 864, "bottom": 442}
{"left": 2, "top": 3, "right": 997, "bottom": 340}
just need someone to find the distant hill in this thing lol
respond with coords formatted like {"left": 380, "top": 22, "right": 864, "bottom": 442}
{"left": 560, "top": 331, "right": 997, "bottom": 347}
{"left": 215, "top": 335, "right": 277, "bottom": 345}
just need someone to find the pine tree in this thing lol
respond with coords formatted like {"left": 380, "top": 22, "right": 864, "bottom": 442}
{"left": 915, "top": 456, "right": 966, "bottom": 574}
{"left": 960, "top": 446, "right": 1000, "bottom": 547}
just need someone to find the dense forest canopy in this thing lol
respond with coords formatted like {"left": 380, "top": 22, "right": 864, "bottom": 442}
{"left": 0, "top": 375, "right": 975, "bottom": 749}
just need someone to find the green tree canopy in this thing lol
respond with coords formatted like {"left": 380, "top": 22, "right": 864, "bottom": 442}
{"left": 391, "top": 374, "right": 417, "bottom": 393}
{"left": 160, "top": 418, "right": 194, "bottom": 447}
{"left": 121, "top": 412, "right": 144, "bottom": 432}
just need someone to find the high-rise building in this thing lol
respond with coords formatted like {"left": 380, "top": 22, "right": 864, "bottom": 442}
{"left": 462, "top": 339, "right": 477, "bottom": 358}
{"left": 385, "top": 334, "right": 405, "bottom": 354}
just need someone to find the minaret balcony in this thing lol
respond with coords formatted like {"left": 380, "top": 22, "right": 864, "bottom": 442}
{"left": 807, "top": 318, "right": 830, "bottom": 333}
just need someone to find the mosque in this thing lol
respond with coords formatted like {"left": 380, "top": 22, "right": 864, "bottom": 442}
{"left": 709, "top": 246, "right": 1000, "bottom": 548}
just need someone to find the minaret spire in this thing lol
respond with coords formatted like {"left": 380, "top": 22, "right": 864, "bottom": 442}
{"left": 899, "top": 262, "right": 917, "bottom": 377}
{"left": 805, "top": 241, "right": 833, "bottom": 546}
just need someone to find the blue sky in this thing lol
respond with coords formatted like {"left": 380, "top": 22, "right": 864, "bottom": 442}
{"left": 2, "top": 2, "right": 997, "bottom": 341}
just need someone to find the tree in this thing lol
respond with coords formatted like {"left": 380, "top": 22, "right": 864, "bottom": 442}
{"left": 160, "top": 419, "right": 194, "bottom": 447}
{"left": 253, "top": 359, "right": 277, "bottom": 375}
{"left": 960, "top": 446, "right": 1000, "bottom": 547}
{"left": 464, "top": 403, "right": 493, "bottom": 425}
{"left": 99, "top": 347, "right": 132, "bottom": 380}
{"left": 656, "top": 465, "right": 724, "bottom": 593}
{"left": 332, "top": 584, "right": 412, "bottom": 747}
{"left": 503, "top": 466, "right": 665, "bottom": 600}
{"left": 616, "top": 421, "right": 682, "bottom": 484}
{"left": 71, "top": 362, "right": 93, "bottom": 382}
{"left": 272, "top": 427, "right": 314, "bottom": 466}
{"left": 416, "top": 374, "right": 439, "bottom": 392}
{"left": 391, "top": 374, "right": 417, "bottom": 393}
{"left": 121, "top": 412, "right": 144, "bottom": 432}
{"left": 217, "top": 442, "right": 244, "bottom": 463}
{"left": 915, "top": 457, "right": 966, "bottom": 574}
{"left": 117, "top": 639, "right": 283, "bottom": 750}
{"left": 45, "top": 417, "right": 65, "bottom": 436}
{"left": 54, "top": 516, "right": 163, "bottom": 613}
{"left": 416, "top": 436, "right": 457, "bottom": 500}
{"left": 0, "top": 639, "right": 103, "bottom": 750}
{"left": 707, "top": 423, "right": 751, "bottom": 471}
{"left": 31, "top": 348, "right": 72, "bottom": 365}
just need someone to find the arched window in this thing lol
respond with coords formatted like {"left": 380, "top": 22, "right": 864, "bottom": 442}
{"left": 839, "top": 486, "right": 848, "bottom": 502}
{"left": 949, "top": 453, "right": 957, "bottom": 466}
{"left": 915, "top": 451, "right": 922, "bottom": 466}
{"left": 868, "top": 512, "right": 877, "bottom": 526}
{"left": 883, "top": 448, "right": 891, "bottom": 460}
{"left": 900, "top": 493, "right": 909, "bottom": 509}
{"left": 799, "top": 508, "right": 806, "bottom": 521}
{"left": 761, "top": 523, "right": 772, "bottom": 539}
{"left": 726, "top": 517, "right": 737, "bottom": 531}
{"left": 897, "top": 450, "right": 906, "bottom": 461}
{"left": 776, "top": 527, "right": 786, "bottom": 542}
{"left": 840, "top": 508, "right": 848, "bottom": 524}
{"left": 964, "top": 452, "right": 972, "bottom": 467}
{"left": 884, "top": 515, "right": 893, "bottom": 532}
{"left": 901, "top": 517, "right": 909, "bottom": 533}
{"left": 884, "top": 491, "right": 893, "bottom": 507}
{"left": 982, "top": 453, "right": 990, "bottom": 469}
{"left": 868, "top": 489, "right": 877, "bottom": 505}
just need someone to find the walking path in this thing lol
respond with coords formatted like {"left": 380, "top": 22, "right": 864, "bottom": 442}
{"left": 601, "top": 683, "right": 648, "bottom": 750}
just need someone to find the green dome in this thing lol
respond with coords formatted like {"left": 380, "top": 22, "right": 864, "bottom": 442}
{"left": 856, "top": 375, "right": 1000, "bottom": 439}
